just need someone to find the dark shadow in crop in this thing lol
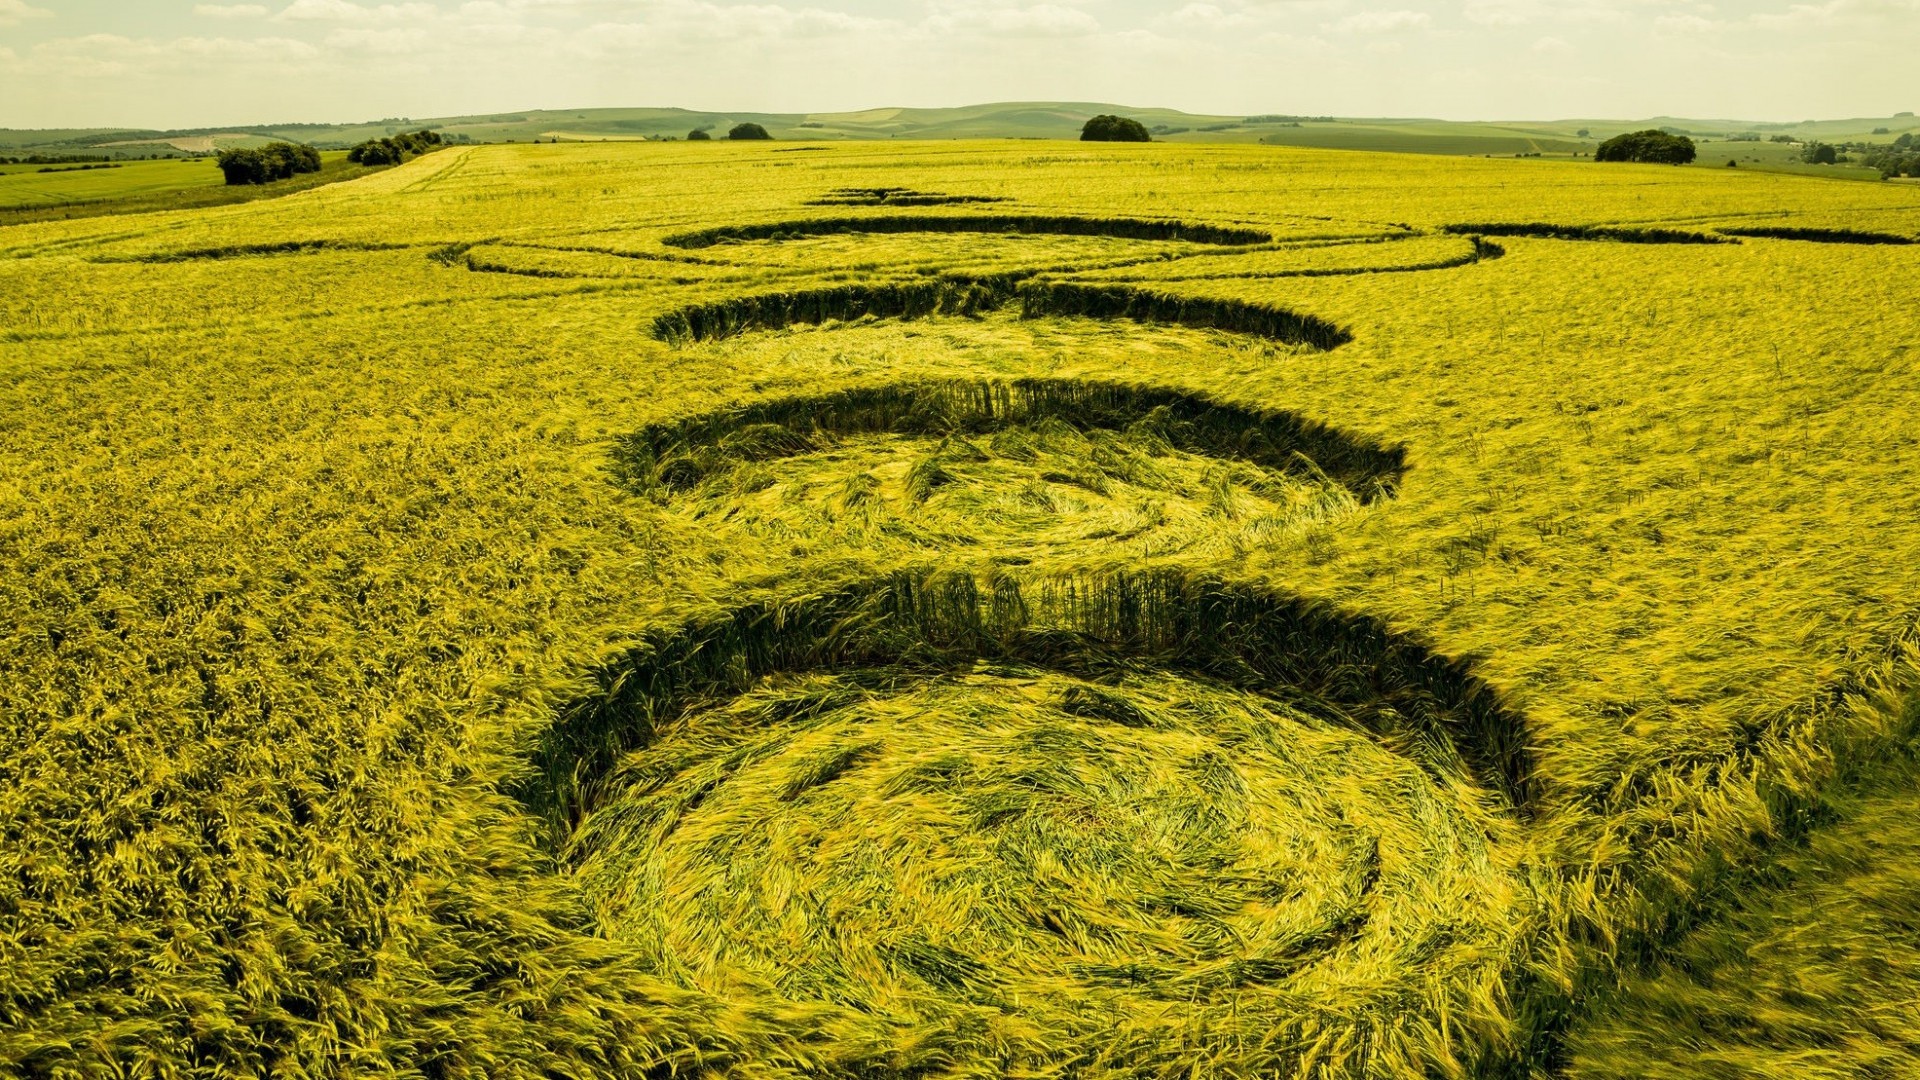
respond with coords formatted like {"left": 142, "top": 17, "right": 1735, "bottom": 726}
{"left": 612, "top": 376, "right": 1404, "bottom": 504}
{"left": 91, "top": 239, "right": 418, "bottom": 264}
{"left": 1440, "top": 223, "right": 1733, "bottom": 245}
{"left": 1714, "top": 225, "right": 1914, "bottom": 245}
{"left": 650, "top": 276, "right": 1353, "bottom": 350}
{"left": 663, "top": 214, "right": 1271, "bottom": 249}
{"left": 516, "top": 567, "right": 1536, "bottom": 843}
{"left": 808, "top": 187, "right": 1012, "bottom": 207}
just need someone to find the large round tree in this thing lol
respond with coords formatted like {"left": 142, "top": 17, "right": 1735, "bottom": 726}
{"left": 728, "top": 123, "right": 773, "bottom": 141}
{"left": 1594, "top": 129, "right": 1696, "bottom": 165}
{"left": 1080, "top": 115, "right": 1152, "bottom": 142}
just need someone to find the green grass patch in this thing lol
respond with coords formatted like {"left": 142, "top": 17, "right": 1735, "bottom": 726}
{"left": 0, "top": 154, "right": 381, "bottom": 227}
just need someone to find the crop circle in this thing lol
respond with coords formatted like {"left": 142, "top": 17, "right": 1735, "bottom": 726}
{"left": 519, "top": 217, "right": 1538, "bottom": 1074}
{"left": 526, "top": 566, "right": 1534, "bottom": 1074}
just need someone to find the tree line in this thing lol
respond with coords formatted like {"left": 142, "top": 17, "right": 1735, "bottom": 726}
{"left": 1814, "top": 132, "right": 1917, "bottom": 178}
{"left": 347, "top": 128, "right": 445, "bottom": 166}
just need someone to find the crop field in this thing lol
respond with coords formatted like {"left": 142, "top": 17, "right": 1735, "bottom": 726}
{"left": 0, "top": 152, "right": 372, "bottom": 229}
{"left": 4, "top": 140, "right": 1920, "bottom": 1078}
{"left": 0, "top": 159, "right": 225, "bottom": 211}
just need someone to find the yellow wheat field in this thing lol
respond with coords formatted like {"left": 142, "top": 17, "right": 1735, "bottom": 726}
{"left": 4, "top": 140, "right": 1920, "bottom": 1078}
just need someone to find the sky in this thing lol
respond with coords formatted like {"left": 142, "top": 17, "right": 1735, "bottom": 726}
{"left": 0, "top": 0, "right": 1915, "bottom": 129}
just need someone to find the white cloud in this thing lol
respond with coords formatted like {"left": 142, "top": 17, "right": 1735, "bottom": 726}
{"left": 274, "top": 0, "right": 437, "bottom": 22}
{"left": 1752, "top": 0, "right": 1920, "bottom": 25}
{"left": 1150, "top": 0, "right": 1343, "bottom": 31}
{"left": 323, "top": 25, "right": 436, "bottom": 52}
{"left": 929, "top": 3, "right": 1100, "bottom": 36}
{"left": 1655, "top": 12, "right": 1716, "bottom": 30}
{"left": 584, "top": 1, "right": 893, "bottom": 46}
{"left": 194, "top": 4, "right": 270, "bottom": 16}
{"left": 1330, "top": 9, "right": 1429, "bottom": 32}
{"left": 6, "top": 33, "right": 322, "bottom": 79}
{"left": 1159, "top": 3, "right": 1245, "bottom": 28}
{"left": 1463, "top": 0, "right": 1544, "bottom": 26}
{"left": 0, "top": 0, "right": 52, "bottom": 28}
{"left": 1530, "top": 34, "right": 1572, "bottom": 52}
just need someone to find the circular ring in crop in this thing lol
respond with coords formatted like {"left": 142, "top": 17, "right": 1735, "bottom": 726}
{"left": 615, "top": 376, "right": 1403, "bottom": 567}
{"left": 661, "top": 214, "right": 1273, "bottom": 250}
{"left": 523, "top": 568, "right": 1533, "bottom": 1075}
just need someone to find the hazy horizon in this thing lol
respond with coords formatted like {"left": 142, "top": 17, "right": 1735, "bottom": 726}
{"left": 2, "top": 0, "right": 1916, "bottom": 130}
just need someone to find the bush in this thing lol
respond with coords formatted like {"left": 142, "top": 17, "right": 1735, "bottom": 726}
{"left": 1802, "top": 142, "right": 1838, "bottom": 165}
{"left": 216, "top": 141, "right": 322, "bottom": 186}
{"left": 1594, "top": 129, "right": 1696, "bottom": 165}
{"left": 728, "top": 123, "right": 773, "bottom": 141}
{"left": 1081, "top": 115, "right": 1152, "bottom": 142}
{"left": 687, "top": 129, "right": 712, "bottom": 141}
{"left": 347, "top": 128, "right": 444, "bottom": 167}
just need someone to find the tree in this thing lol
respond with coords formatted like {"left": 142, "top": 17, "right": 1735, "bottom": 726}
{"left": 1593, "top": 129, "right": 1696, "bottom": 165}
{"left": 216, "top": 141, "right": 323, "bottom": 186}
{"left": 728, "top": 123, "right": 773, "bottom": 140}
{"left": 1576, "top": 128, "right": 1591, "bottom": 138}
{"left": 1081, "top": 115, "right": 1152, "bottom": 142}
{"left": 1802, "top": 142, "right": 1838, "bottom": 165}
{"left": 687, "top": 129, "right": 712, "bottom": 141}
{"left": 216, "top": 148, "right": 267, "bottom": 186}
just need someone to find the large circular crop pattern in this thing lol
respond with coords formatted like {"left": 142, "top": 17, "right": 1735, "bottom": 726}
{"left": 509, "top": 197, "right": 1544, "bottom": 1076}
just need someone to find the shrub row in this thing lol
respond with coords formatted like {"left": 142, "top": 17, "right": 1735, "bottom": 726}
{"left": 347, "top": 128, "right": 444, "bottom": 166}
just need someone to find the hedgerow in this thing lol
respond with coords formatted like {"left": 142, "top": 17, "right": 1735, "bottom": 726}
{"left": 346, "top": 128, "right": 445, "bottom": 166}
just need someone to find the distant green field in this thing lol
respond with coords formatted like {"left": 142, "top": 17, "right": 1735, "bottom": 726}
{"left": 4, "top": 105, "right": 1915, "bottom": 172}
{"left": 0, "top": 151, "right": 376, "bottom": 226}
{"left": 0, "top": 158, "right": 224, "bottom": 210}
